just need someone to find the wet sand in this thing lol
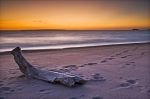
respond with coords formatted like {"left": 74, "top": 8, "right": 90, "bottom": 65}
{"left": 0, "top": 43, "right": 150, "bottom": 99}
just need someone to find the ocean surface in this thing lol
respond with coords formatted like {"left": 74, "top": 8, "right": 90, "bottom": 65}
{"left": 0, "top": 30, "right": 150, "bottom": 52}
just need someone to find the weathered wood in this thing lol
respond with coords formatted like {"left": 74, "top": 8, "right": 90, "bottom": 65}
{"left": 11, "top": 47, "right": 85, "bottom": 87}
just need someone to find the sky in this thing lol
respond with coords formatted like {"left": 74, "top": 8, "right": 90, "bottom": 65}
{"left": 0, "top": 0, "right": 150, "bottom": 30}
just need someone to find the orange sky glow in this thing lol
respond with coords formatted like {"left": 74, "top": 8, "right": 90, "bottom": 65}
{"left": 0, "top": 0, "right": 150, "bottom": 30}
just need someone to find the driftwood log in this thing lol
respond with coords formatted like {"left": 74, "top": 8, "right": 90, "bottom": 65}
{"left": 11, "top": 47, "right": 85, "bottom": 87}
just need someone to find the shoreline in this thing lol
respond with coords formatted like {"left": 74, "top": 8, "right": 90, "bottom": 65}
{"left": 0, "top": 42, "right": 150, "bottom": 55}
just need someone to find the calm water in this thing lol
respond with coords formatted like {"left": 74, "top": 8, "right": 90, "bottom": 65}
{"left": 0, "top": 30, "right": 150, "bottom": 52}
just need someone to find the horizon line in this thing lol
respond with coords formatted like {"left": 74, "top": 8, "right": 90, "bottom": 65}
{"left": 0, "top": 28, "right": 150, "bottom": 31}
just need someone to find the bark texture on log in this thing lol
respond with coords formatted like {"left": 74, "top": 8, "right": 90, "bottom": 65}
{"left": 11, "top": 47, "right": 85, "bottom": 87}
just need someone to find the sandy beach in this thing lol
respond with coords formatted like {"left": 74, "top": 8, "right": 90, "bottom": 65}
{"left": 0, "top": 43, "right": 150, "bottom": 99}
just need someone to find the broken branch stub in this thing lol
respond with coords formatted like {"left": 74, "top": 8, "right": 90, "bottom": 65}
{"left": 11, "top": 47, "right": 85, "bottom": 87}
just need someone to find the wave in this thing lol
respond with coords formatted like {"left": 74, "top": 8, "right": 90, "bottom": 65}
{"left": 0, "top": 41, "right": 149, "bottom": 53}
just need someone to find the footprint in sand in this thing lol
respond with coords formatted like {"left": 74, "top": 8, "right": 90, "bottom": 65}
{"left": 120, "top": 56, "right": 127, "bottom": 58}
{"left": 87, "top": 63, "right": 97, "bottom": 65}
{"left": 91, "top": 73, "right": 106, "bottom": 81}
{"left": 125, "top": 62, "right": 136, "bottom": 68}
{"left": 120, "top": 55, "right": 132, "bottom": 59}
{"left": 119, "top": 79, "right": 137, "bottom": 88}
{"left": 100, "top": 57, "right": 115, "bottom": 63}
{"left": 125, "top": 63, "right": 130, "bottom": 65}
{"left": 127, "top": 55, "right": 132, "bottom": 57}
{"left": 126, "top": 80, "right": 136, "bottom": 84}
{"left": 130, "top": 62, "right": 135, "bottom": 63}
{"left": 121, "top": 62, "right": 136, "bottom": 69}
{"left": 119, "top": 82, "right": 131, "bottom": 87}
{"left": 100, "top": 60, "right": 107, "bottom": 63}
{"left": 114, "top": 50, "right": 128, "bottom": 57}
{"left": 63, "top": 65, "right": 78, "bottom": 71}
{"left": 79, "top": 63, "right": 97, "bottom": 68}
{"left": 106, "top": 57, "right": 114, "bottom": 60}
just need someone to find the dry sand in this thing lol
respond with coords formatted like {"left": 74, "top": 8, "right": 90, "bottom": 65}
{"left": 0, "top": 43, "right": 150, "bottom": 99}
